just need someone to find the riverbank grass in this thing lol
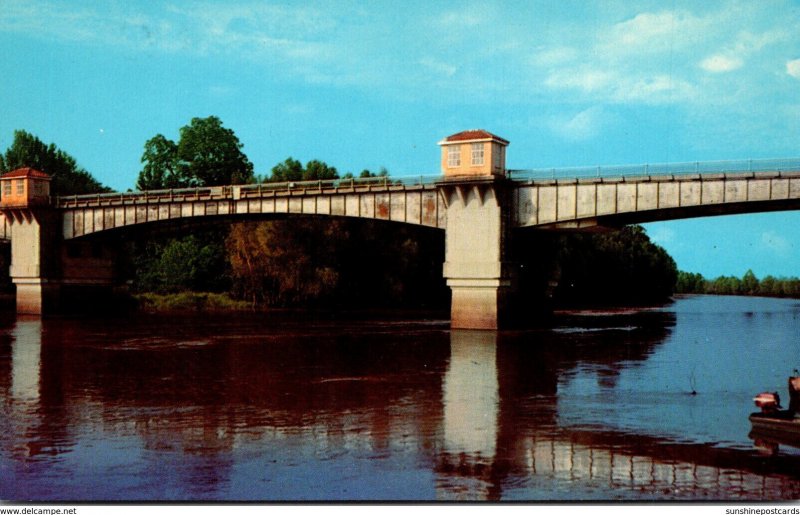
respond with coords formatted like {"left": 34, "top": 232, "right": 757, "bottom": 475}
{"left": 135, "top": 292, "right": 252, "bottom": 312}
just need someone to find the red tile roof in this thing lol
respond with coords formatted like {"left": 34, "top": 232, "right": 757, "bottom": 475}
{"left": 1, "top": 167, "right": 51, "bottom": 179}
{"left": 441, "top": 130, "right": 509, "bottom": 144}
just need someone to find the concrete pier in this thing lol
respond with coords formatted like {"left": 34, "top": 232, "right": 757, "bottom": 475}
{"left": 441, "top": 179, "right": 514, "bottom": 329}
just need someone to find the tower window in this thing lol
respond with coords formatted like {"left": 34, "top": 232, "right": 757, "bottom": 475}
{"left": 493, "top": 144, "right": 503, "bottom": 168}
{"left": 471, "top": 143, "right": 484, "bottom": 165}
{"left": 447, "top": 146, "right": 461, "bottom": 167}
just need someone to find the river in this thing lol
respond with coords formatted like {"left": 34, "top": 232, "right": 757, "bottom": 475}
{"left": 1, "top": 295, "right": 799, "bottom": 501}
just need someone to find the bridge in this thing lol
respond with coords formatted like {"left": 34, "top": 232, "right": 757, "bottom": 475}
{"left": 2, "top": 130, "right": 800, "bottom": 328}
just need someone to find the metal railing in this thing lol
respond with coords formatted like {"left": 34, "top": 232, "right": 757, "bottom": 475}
{"left": 53, "top": 157, "right": 800, "bottom": 207}
{"left": 56, "top": 174, "right": 443, "bottom": 208}
{"left": 508, "top": 157, "right": 800, "bottom": 181}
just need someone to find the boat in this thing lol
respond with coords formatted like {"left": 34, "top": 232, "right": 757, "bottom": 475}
{"left": 749, "top": 375, "right": 800, "bottom": 448}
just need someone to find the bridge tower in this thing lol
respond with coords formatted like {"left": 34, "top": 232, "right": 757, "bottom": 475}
{"left": 438, "top": 130, "right": 514, "bottom": 329}
{"left": 0, "top": 168, "right": 60, "bottom": 313}
{"left": 0, "top": 168, "right": 119, "bottom": 314}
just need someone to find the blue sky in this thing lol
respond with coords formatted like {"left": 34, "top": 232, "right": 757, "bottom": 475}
{"left": 1, "top": 0, "right": 800, "bottom": 278}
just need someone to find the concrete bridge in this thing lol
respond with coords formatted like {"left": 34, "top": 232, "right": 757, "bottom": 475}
{"left": 2, "top": 130, "right": 800, "bottom": 328}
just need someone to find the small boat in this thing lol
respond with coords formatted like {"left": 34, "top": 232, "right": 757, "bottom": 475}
{"left": 749, "top": 375, "right": 800, "bottom": 447}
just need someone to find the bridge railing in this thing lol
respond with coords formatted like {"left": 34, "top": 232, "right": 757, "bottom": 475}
{"left": 56, "top": 174, "right": 443, "bottom": 207}
{"left": 508, "top": 157, "right": 800, "bottom": 181}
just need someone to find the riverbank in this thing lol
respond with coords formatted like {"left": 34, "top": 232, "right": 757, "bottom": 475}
{"left": 132, "top": 291, "right": 450, "bottom": 321}
{"left": 134, "top": 292, "right": 253, "bottom": 312}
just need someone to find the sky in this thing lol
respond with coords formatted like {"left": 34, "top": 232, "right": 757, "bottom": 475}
{"left": 1, "top": 0, "right": 799, "bottom": 279}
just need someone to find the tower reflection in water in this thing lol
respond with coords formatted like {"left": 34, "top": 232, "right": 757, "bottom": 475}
{"left": 437, "top": 327, "right": 800, "bottom": 501}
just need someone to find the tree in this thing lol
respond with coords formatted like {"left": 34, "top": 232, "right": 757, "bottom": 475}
{"left": 226, "top": 220, "right": 340, "bottom": 306}
{"left": 130, "top": 233, "right": 229, "bottom": 294}
{"left": 136, "top": 135, "right": 179, "bottom": 190}
{"left": 268, "top": 158, "right": 304, "bottom": 183}
{"left": 523, "top": 225, "right": 678, "bottom": 306}
{"left": 1, "top": 130, "right": 109, "bottom": 195}
{"left": 759, "top": 275, "right": 777, "bottom": 296}
{"left": 267, "top": 158, "right": 339, "bottom": 183}
{"left": 136, "top": 116, "right": 254, "bottom": 190}
{"left": 676, "top": 271, "right": 706, "bottom": 294}
{"left": 303, "top": 159, "right": 338, "bottom": 181}
{"left": 742, "top": 269, "right": 759, "bottom": 295}
{"left": 177, "top": 116, "right": 254, "bottom": 186}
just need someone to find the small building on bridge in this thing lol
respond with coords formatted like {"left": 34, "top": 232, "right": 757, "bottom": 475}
{"left": 438, "top": 130, "right": 508, "bottom": 178}
{"left": 0, "top": 168, "right": 51, "bottom": 208}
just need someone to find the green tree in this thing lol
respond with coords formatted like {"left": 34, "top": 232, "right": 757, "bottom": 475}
{"left": 527, "top": 225, "right": 678, "bottom": 306}
{"left": 177, "top": 116, "right": 253, "bottom": 186}
{"left": 359, "top": 167, "right": 389, "bottom": 178}
{"left": 136, "top": 116, "right": 254, "bottom": 190}
{"left": 267, "top": 158, "right": 339, "bottom": 183}
{"left": 1, "top": 130, "right": 109, "bottom": 195}
{"left": 676, "top": 271, "right": 706, "bottom": 293}
{"left": 269, "top": 158, "right": 304, "bottom": 182}
{"left": 131, "top": 233, "right": 229, "bottom": 294}
{"left": 303, "top": 159, "right": 338, "bottom": 181}
{"left": 136, "top": 134, "right": 179, "bottom": 190}
{"left": 759, "top": 275, "right": 777, "bottom": 296}
{"left": 742, "top": 269, "right": 759, "bottom": 295}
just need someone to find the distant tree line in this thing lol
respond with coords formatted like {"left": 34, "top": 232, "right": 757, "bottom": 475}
{"left": 676, "top": 269, "right": 800, "bottom": 297}
{"left": 0, "top": 119, "right": 680, "bottom": 311}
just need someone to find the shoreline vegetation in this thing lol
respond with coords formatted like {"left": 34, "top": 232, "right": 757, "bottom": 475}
{"left": 676, "top": 269, "right": 800, "bottom": 298}
{"left": 134, "top": 292, "right": 252, "bottom": 312}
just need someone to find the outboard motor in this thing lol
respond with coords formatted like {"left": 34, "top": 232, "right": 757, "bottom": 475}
{"left": 754, "top": 391, "right": 782, "bottom": 413}
{"left": 788, "top": 376, "right": 800, "bottom": 414}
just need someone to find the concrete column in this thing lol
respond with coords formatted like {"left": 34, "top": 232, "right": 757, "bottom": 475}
{"left": 6, "top": 209, "right": 61, "bottom": 315}
{"left": 441, "top": 179, "right": 514, "bottom": 329}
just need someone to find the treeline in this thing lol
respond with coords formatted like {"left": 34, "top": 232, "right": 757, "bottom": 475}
{"left": 0, "top": 118, "right": 679, "bottom": 311}
{"left": 676, "top": 270, "right": 800, "bottom": 297}
{"left": 516, "top": 225, "right": 678, "bottom": 308}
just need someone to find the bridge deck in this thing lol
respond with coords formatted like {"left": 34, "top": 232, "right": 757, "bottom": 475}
{"left": 57, "top": 177, "right": 448, "bottom": 239}
{"left": 21, "top": 157, "right": 800, "bottom": 239}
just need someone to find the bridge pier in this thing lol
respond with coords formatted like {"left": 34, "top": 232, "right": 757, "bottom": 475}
{"left": 6, "top": 212, "right": 61, "bottom": 314}
{"left": 441, "top": 179, "right": 515, "bottom": 330}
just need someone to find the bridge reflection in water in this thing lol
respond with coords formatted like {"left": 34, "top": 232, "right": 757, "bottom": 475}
{"left": 1, "top": 313, "right": 800, "bottom": 501}
{"left": 438, "top": 329, "right": 800, "bottom": 501}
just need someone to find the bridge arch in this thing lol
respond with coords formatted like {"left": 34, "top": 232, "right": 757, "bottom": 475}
{"left": 513, "top": 171, "right": 800, "bottom": 230}
{"left": 58, "top": 181, "right": 446, "bottom": 240}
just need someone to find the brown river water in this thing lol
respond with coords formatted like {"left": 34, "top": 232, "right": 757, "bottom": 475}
{"left": 1, "top": 294, "right": 799, "bottom": 501}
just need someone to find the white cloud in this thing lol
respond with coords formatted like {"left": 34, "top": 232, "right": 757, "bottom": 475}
{"left": 531, "top": 46, "right": 577, "bottom": 67}
{"left": 419, "top": 58, "right": 457, "bottom": 78}
{"left": 546, "top": 68, "right": 697, "bottom": 105}
{"left": 700, "top": 54, "right": 744, "bottom": 73}
{"left": 788, "top": 59, "right": 800, "bottom": 79}
{"left": 549, "top": 106, "right": 606, "bottom": 141}
{"left": 761, "top": 230, "right": 791, "bottom": 255}
{"left": 600, "top": 10, "right": 710, "bottom": 56}
{"left": 545, "top": 69, "right": 613, "bottom": 93}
